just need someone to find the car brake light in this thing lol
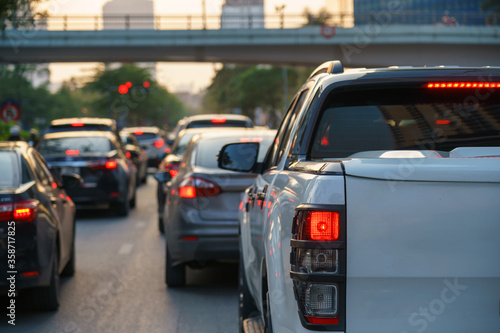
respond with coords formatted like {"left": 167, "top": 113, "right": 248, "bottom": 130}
{"left": 105, "top": 161, "right": 117, "bottom": 169}
{"left": 154, "top": 139, "right": 164, "bottom": 148}
{"left": 165, "top": 147, "right": 171, "bottom": 154}
{"left": 290, "top": 206, "right": 345, "bottom": 330}
{"left": 126, "top": 152, "right": 131, "bottom": 159}
{"left": 13, "top": 199, "right": 39, "bottom": 222}
{"left": 178, "top": 177, "right": 221, "bottom": 198}
{"left": 90, "top": 159, "right": 118, "bottom": 171}
{"left": 162, "top": 162, "right": 179, "bottom": 177}
{"left": 211, "top": 118, "right": 226, "bottom": 123}
{"left": 436, "top": 120, "right": 450, "bottom": 125}
{"left": 66, "top": 150, "right": 80, "bottom": 155}
{"left": 134, "top": 129, "right": 144, "bottom": 135}
{"left": 427, "top": 82, "right": 499, "bottom": 88}
{"left": 71, "top": 122, "right": 84, "bottom": 127}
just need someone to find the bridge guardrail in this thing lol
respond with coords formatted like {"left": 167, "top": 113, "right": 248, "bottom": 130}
{"left": 8, "top": 11, "right": 500, "bottom": 31}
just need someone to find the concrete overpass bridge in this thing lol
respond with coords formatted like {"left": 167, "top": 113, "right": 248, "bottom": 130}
{"left": 1, "top": 13, "right": 500, "bottom": 67}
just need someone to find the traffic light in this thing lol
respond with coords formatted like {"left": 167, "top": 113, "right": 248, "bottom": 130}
{"left": 118, "top": 85, "right": 128, "bottom": 94}
{"left": 143, "top": 81, "right": 150, "bottom": 88}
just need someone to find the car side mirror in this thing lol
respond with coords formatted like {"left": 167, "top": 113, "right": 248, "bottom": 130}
{"left": 154, "top": 172, "right": 172, "bottom": 183}
{"left": 218, "top": 142, "right": 259, "bottom": 172}
{"left": 62, "top": 174, "right": 83, "bottom": 189}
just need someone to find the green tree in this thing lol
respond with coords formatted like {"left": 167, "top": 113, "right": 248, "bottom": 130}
{"left": 0, "top": 0, "right": 47, "bottom": 32}
{"left": 84, "top": 64, "right": 187, "bottom": 128}
{"left": 303, "top": 7, "right": 332, "bottom": 26}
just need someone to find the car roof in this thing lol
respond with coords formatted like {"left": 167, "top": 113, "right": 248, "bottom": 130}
{"left": 49, "top": 117, "right": 116, "bottom": 126}
{"left": 185, "top": 114, "right": 252, "bottom": 122}
{"left": 121, "top": 126, "right": 161, "bottom": 133}
{"left": 0, "top": 141, "right": 29, "bottom": 152}
{"left": 41, "top": 131, "right": 117, "bottom": 140}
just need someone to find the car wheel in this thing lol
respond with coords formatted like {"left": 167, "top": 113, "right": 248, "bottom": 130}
{"left": 130, "top": 188, "right": 136, "bottom": 209}
{"left": 238, "top": 248, "right": 259, "bottom": 333}
{"left": 264, "top": 291, "right": 273, "bottom": 333}
{"left": 61, "top": 227, "right": 76, "bottom": 277}
{"left": 116, "top": 190, "right": 130, "bottom": 216}
{"left": 165, "top": 243, "right": 185, "bottom": 287}
{"left": 159, "top": 216, "right": 165, "bottom": 234}
{"left": 30, "top": 248, "right": 60, "bottom": 311}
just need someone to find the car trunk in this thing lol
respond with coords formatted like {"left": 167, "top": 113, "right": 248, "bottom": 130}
{"left": 342, "top": 157, "right": 500, "bottom": 333}
{"left": 193, "top": 169, "right": 256, "bottom": 222}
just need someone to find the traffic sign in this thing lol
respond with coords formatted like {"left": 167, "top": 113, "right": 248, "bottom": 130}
{"left": 320, "top": 24, "right": 336, "bottom": 39}
{"left": 0, "top": 100, "right": 21, "bottom": 122}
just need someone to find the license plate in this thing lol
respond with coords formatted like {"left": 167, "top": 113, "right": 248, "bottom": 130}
{"left": 61, "top": 166, "right": 79, "bottom": 175}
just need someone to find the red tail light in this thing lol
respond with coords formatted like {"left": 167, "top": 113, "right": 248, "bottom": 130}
{"left": 178, "top": 177, "right": 221, "bottom": 198}
{"left": 71, "top": 122, "right": 84, "bottom": 127}
{"left": 125, "top": 152, "right": 132, "bottom": 159}
{"left": 90, "top": 159, "right": 118, "bottom": 171}
{"left": 13, "top": 199, "right": 39, "bottom": 222}
{"left": 65, "top": 150, "right": 80, "bottom": 155}
{"left": 211, "top": 118, "right": 226, "bottom": 123}
{"left": 0, "top": 203, "right": 13, "bottom": 222}
{"left": 162, "top": 162, "right": 179, "bottom": 178}
{"left": 154, "top": 139, "right": 164, "bottom": 148}
{"left": 291, "top": 206, "right": 345, "bottom": 330}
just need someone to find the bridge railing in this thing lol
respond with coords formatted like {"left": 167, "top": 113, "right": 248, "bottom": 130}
{"left": 22, "top": 11, "right": 500, "bottom": 31}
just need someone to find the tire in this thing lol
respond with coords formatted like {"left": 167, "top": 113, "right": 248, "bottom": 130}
{"left": 159, "top": 216, "right": 165, "bottom": 234}
{"left": 116, "top": 190, "right": 130, "bottom": 217}
{"left": 239, "top": 243, "right": 258, "bottom": 332}
{"left": 130, "top": 188, "right": 136, "bottom": 209}
{"left": 264, "top": 291, "right": 273, "bottom": 333}
{"left": 61, "top": 230, "right": 75, "bottom": 277}
{"left": 165, "top": 243, "right": 185, "bottom": 287}
{"left": 30, "top": 249, "right": 60, "bottom": 311}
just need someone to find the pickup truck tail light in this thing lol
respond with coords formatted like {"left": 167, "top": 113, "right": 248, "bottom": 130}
{"left": 290, "top": 205, "right": 346, "bottom": 331}
{"left": 178, "top": 177, "right": 221, "bottom": 198}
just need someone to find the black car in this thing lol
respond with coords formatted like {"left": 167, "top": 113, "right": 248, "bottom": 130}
{"left": 120, "top": 131, "right": 148, "bottom": 185}
{"left": 0, "top": 142, "right": 77, "bottom": 310}
{"left": 38, "top": 131, "right": 137, "bottom": 216}
{"left": 121, "top": 126, "right": 171, "bottom": 169}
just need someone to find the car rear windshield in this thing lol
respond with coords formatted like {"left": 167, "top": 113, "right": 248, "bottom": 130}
{"left": 132, "top": 132, "right": 158, "bottom": 141}
{"left": 186, "top": 120, "right": 252, "bottom": 129}
{"left": 310, "top": 85, "right": 500, "bottom": 159}
{"left": 0, "top": 152, "right": 18, "bottom": 188}
{"left": 38, "top": 137, "right": 113, "bottom": 155}
{"left": 47, "top": 124, "right": 113, "bottom": 133}
{"left": 196, "top": 135, "right": 273, "bottom": 169}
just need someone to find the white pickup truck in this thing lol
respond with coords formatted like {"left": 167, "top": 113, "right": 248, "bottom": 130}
{"left": 218, "top": 62, "right": 500, "bottom": 333}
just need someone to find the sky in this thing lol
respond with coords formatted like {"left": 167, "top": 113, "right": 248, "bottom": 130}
{"left": 45, "top": 0, "right": 331, "bottom": 93}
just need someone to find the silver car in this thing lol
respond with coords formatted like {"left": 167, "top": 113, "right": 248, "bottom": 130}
{"left": 157, "top": 128, "right": 275, "bottom": 287}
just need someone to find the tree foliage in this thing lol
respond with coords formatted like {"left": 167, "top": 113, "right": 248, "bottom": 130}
{"left": 303, "top": 7, "right": 332, "bottom": 26}
{"left": 84, "top": 64, "right": 186, "bottom": 128}
{"left": 0, "top": 0, "right": 47, "bottom": 31}
{"left": 202, "top": 64, "right": 312, "bottom": 127}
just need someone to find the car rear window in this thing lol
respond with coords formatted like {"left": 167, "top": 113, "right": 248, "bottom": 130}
{"left": 131, "top": 132, "right": 158, "bottom": 141}
{"left": 196, "top": 135, "right": 273, "bottom": 169}
{"left": 47, "top": 124, "right": 113, "bottom": 133}
{"left": 186, "top": 120, "right": 252, "bottom": 129}
{"left": 0, "top": 152, "right": 18, "bottom": 187}
{"left": 38, "top": 137, "right": 113, "bottom": 155}
{"left": 310, "top": 85, "right": 500, "bottom": 159}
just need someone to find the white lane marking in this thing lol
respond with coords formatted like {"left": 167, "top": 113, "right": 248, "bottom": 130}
{"left": 136, "top": 221, "right": 146, "bottom": 228}
{"left": 118, "top": 243, "right": 134, "bottom": 255}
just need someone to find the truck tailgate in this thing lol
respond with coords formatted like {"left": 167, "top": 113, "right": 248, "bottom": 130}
{"left": 343, "top": 159, "right": 500, "bottom": 333}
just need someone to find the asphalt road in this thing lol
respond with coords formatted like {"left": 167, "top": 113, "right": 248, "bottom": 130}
{"left": 1, "top": 176, "right": 238, "bottom": 333}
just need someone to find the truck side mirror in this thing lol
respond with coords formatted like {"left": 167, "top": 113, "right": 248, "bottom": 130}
{"left": 218, "top": 142, "right": 259, "bottom": 172}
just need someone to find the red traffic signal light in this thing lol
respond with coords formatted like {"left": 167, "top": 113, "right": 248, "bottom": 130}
{"left": 125, "top": 81, "right": 133, "bottom": 88}
{"left": 118, "top": 85, "right": 129, "bottom": 94}
{"left": 143, "top": 81, "right": 150, "bottom": 88}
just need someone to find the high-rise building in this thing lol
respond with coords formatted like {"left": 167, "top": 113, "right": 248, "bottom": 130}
{"left": 353, "top": 0, "right": 485, "bottom": 26}
{"left": 102, "top": 0, "right": 155, "bottom": 30}
{"left": 221, "top": 0, "right": 265, "bottom": 29}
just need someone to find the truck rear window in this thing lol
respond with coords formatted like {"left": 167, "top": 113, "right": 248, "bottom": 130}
{"left": 186, "top": 120, "right": 252, "bottom": 129}
{"left": 47, "top": 124, "right": 113, "bottom": 133}
{"left": 310, "top": 86, "right": 500, "bottom": 159}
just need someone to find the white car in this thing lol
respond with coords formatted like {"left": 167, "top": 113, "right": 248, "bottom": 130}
{"left": 219, "top": 61, "right": 500, "bottom": 333}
